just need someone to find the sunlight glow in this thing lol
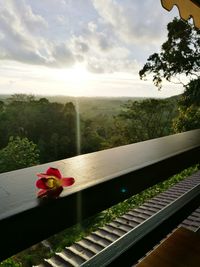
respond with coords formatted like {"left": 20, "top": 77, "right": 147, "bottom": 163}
{"left": 54, "top": 63, "right": 91, "bottom": 96}
{"left": 0, "top": 61, "right": 184, "bottom": 98}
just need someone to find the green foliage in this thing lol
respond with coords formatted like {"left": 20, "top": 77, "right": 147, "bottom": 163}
{"left": 180, "top": 79, "right": 200, "bottom": 107}
{"left": 79, "top": 97, "right": 178, "bottom": 151}
{"left": 100, "top": 164, "right": 199, "bottom": 222}
{"left": 0, "top": 136, "right": 39, "bottom": 173}
{"left": 139, "top": 18, "right": 200, "bottom": 89}
{"left": 0, "top": 94, "right": 179, "bottom": 156}
{"left": 0, "top": 95, "right": 107, "bottom": 162}
{"left": 80, "top": 118, "right": 107, "bottom": 153}
{"left": 0, "top": 96, "right": 77, "bottom": 163}
{"left": 173, "top": 79, "right": 200, "bottom": 131}
{"left": 0, "top": 258, "right": 22, "bottom": 267}
{"left": 173, "top": 105, "right": 200, "bottom": 132}
{"left": 139, "top": 17, "right": 200, "bottom": 132}
{"left": 105, "top": 98, "right": 178, "bottom": 146}
{"left": 7, "top": 94, "right": 35, "bottom": 103}
{"left": 11, "top": 244, "right": 53, "bottom": 267}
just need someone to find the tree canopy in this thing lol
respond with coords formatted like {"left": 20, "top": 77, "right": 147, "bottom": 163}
{"left": 139, "top": 17, "right": 200, "bottom": 89}
{"left": 0, "top": 136, "right": 39, "bottom": 173}
{"left": 139, "top": 17, "right": 200, "bottom": 131}
{"left": 0, "top": 96, "right": 77, "bottom": 163}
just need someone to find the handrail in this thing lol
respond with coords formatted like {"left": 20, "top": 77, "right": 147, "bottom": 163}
{"left": 0, "top": 129, "right": 200, "bottom": 261}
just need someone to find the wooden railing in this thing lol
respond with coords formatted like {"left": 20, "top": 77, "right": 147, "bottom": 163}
{"left": 0, "top": 129, "right": 200, "bottom": 262}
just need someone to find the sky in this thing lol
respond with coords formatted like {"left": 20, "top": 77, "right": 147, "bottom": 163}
{"left": 0, "top": 0, "right": 184, "bottom": 98}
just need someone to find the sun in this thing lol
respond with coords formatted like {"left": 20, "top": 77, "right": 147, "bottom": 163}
{"left": 53, "top": 63, "right": 92, "bottom": 95}
{"left": 56, "top": 64, "right": 90, "bottom": 84}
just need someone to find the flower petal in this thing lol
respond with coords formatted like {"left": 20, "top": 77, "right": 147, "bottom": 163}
{"left": 46, "top": 167, "right": 62, "bottom": 179}
{"left": 37, "top": 189, "right": 48, "bottom": 198}
{"left": 48, "top": 187, "right": 63, "bottom": 198}
{"left": 37, "top": 173, "right": 50, "bottom": 179}
{"left": 36, "top": 178, "right": 49, "bottom": 189}
{"left": 61, "top": 177, "right": 75, "bottom": 186}
{"left": 37, "top": 187, "right": 63, "bottom": 198}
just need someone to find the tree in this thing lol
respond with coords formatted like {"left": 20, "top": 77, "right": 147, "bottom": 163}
{"left": 0, "top": 258, "right": 22, "bottom": 267}
{"left": 0, "top": 101, "right": 8, "bottom": 149}
{"left": 0, "top": 136, "right": 40, "bottom": 173}
{"left": 8, "top": 94, "right": 35, "bottom": 103}
{"left": 139, "top": 17, "right": 200, "bottom": 132}
{"left": 81, "top": 119, "right": 104, "bottom": 153}
{"left": 139, "top": 17, "right": 200, "bottom": 89}
{"left": 111, "top": 98, "right": 177, "bottom": 145}
{"left": 2, "top": 96, "right": 78, "bottom": 163}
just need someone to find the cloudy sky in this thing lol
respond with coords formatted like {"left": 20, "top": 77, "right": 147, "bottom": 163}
{"left": 0, "top": 0, "right": 183, "bottom": 97}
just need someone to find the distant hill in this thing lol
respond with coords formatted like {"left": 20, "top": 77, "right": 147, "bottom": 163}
{"left": 0, "top": 94, "right": 180, "bottom": 119}
{"left": 0, "top": 94, "right": 148, "bottom": 119}
{"left": 47, "top": 96, "right": 149, "bottom": 119}
{"left": 0, "top": 94, "right": 10, "bottom": 101}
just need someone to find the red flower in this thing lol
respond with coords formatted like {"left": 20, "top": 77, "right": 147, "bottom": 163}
{"left": 36, "top": 167, "right": 75, "bottom": 198}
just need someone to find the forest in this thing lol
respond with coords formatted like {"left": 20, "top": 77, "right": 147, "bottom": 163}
{"left": 0, "top": 94, "right": 179, "bottom": 173}
{"left": 0, "top": 92, "right": 183, "bottom": 267}
{"left": 0, "top": 17, "right": 200, "bottom": 266}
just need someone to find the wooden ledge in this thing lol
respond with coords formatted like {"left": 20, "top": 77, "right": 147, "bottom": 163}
{"left": 0, "top": 129, "right": 199, "bottom": 260}
{"left": 137, "top": 227, "right": 200, "bottom": 267}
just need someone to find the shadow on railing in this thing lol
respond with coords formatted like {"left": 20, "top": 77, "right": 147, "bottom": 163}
{"left": 0, "top": 129, "right": 200, "bottom": 261}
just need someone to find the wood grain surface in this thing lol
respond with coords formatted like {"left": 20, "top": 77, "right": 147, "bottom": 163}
{"left": 136, "top": 227, "right": 200, "bottom": 267}
{"left": 0, "top": 129, "right": 199, "bottom": 260}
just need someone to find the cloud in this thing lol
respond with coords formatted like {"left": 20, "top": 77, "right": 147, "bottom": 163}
{"left": 91, "top": 0, "right": 177, "bottom": 44}
{"left": 50, "top": 42, "right": 75, "bottom": 67}
{"left": 0, "top": 0, "right": 138, "bottom": 72}
{"left": 76, "top": 21, "right": 115, "bottom": 53}
{"left": 0, "top": 0, "right": 76, "bottom": 68}
{"left": 70, "top": 35, "right": 90, "bottom": 55}
{"left": 8, "top": 0, "right": 48, "bottom": 33}
{"left": 56, "top": 15, "right": 66, "bottom": 25}
{"left": 87, "top": 57, "right": 138, "bottom": 74}
{"left": 0, "top": 0, "right": 48, "bottom": 64}
{"left": 0, "top": 0, "right": 178, "bottom": 73}
{"left": 68, "top": 21, "right": 138, "bottom": 73}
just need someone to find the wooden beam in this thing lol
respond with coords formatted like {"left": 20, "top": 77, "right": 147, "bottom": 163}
{"left": 161, "top": 0, "right": 200, "bottom": 28}
{"left": 0, "top": 129, "right": 200, "bottom": 260}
